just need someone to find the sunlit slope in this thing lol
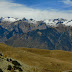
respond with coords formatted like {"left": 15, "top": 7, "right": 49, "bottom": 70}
{"left": 0, "top": 43, "right": 72, "bottom": 72}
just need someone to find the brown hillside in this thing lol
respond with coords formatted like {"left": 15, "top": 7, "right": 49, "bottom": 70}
{"left": 0, "top": 43, "right": 72, "bottom": 72}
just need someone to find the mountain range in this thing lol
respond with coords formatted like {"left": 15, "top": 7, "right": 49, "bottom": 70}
{"left": 0, "top": 17, "right": 72, "bottom": 51}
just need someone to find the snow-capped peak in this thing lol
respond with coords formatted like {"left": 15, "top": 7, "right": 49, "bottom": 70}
{"left": 28, "top": 18, "right": 37, "bottom": 24}
{"left": 44, "top": 18, "right": 67, "bottom": 27}
{"left": 22, "top": 17, "right": 28, "bottom": 22}
{"left": 63, "top": 20, "right": 72, "bottom": 26}
{"left": 21, "top": 18, "right": 37, "bottom": 24}
{"left": 0, "top": 17, "right": 19, "bottom": 22}
{"left": 0, "top": 17, "right": 72, "bottom": 26}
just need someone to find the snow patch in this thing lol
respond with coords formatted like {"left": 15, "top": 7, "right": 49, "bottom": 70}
{"left": 0, "top": 17, "right": 19, "bottom": 22}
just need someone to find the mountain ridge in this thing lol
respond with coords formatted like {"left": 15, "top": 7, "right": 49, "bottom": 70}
{"left": 0, "top": 17, "right": 72, "bottom": 51}
{"left": 0, "top": 17, "right": 72, "bottom": 26}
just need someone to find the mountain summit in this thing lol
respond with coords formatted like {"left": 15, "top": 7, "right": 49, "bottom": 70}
{"left": 0, "top": 17, "right": 19, "bottom": 22}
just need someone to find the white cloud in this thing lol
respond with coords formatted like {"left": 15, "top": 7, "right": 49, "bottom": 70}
{"left": 61, "top": 0, "right": 72, "bottom": 7}
{"left": 0, "top": 0, "right": 72, "bottom": 20}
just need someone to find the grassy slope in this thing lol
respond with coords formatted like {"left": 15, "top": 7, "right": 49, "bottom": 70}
{"left": 0, "top": 43, "right": 72, "bottom": 72}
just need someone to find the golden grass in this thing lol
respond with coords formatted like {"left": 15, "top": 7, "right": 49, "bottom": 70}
{"left": 0, "top": 43, "right": 72, "bottom": 72}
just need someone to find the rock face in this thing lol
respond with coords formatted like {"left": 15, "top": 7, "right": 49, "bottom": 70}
{"left": 5, "top": 27, "right": 72, "bottom": 51}
{"left": 0, "top": 17, "right": 72, "bottom": 51}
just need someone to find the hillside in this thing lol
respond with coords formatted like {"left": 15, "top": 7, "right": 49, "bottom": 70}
{"left": 0, "top": 43, "right": 72, "bottom": 72}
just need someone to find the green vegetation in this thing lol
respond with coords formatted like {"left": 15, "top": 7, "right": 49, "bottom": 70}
{"left": 13, "top": 66, "right": 23, "bottom": 71}
{"left": 12, "top": 60, "right": 21, "bottom": 66}
{"left": 7, "top": 65, "right": 12, "bottom": 70}
{"left": 0, "top": 68, "right": 3, "bottom": 72}
{"left": 69, "top": 71, "right": 72, "bottom": 72}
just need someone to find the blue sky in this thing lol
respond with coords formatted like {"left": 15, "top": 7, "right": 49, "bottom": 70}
{"left": 0, "top": 0, "right": 72, "bottom": 20}
{"left": 13, "top": 0, "right": 72, "bottom": 10}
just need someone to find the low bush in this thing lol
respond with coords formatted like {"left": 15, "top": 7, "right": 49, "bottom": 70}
{"left": 7, "top": 58, "right": 9, "bottom": 62}
{"left": 0, "top": 68, "right": 3, "bottom": 72}
{"left": 10, "top": 58, "right": 12, "bottom": 61}
{"left": 69, "top": 71, "right": 72, "bottom": 72}
{"left": 13, "top": 66, "right": 23, "bottom": 72}
{"left": 7, "top": 65, "right": 12, "bottom": 70}
{"left": 12, "top": 60, "right": 21, "bottom": 66}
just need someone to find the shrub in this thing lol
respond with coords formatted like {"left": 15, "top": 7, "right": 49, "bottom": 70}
{"left": 18, "top": 67, "right": 23, "bottom": 71}
{"left": 7, "top": 58, "right": 9, "bottom": 62}
{"left": 10, "top": 58, "right": 12, "bottom": 61}
{"left": 13, "top": 66, "right": 23, "bottom": 72}
{"left": 7, "top": 65, "right": 12, "bottom": 70}
{"left": 0, "top": 68, "right": 3, "bottom": 72}
{"left": 12, "top": 60, "right": 21, "bottom": 66}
